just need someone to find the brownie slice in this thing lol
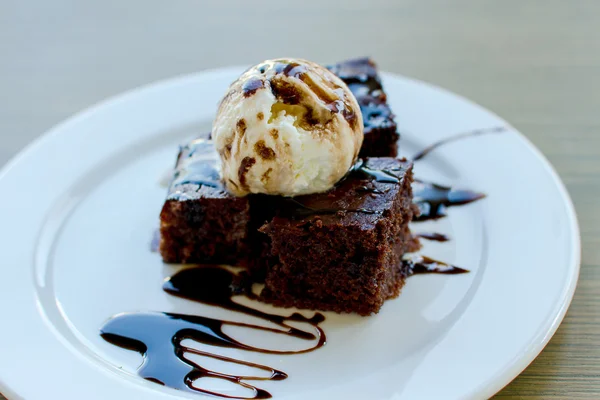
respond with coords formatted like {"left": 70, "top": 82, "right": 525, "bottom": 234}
{"left": 329, "top": 57, "right": 399, "bottom": 158}
{"left": 159, "top": 138, "right": 251, "bottom": 264}
{"left": 259, "top": 158, "right": 416, "bottom": 315}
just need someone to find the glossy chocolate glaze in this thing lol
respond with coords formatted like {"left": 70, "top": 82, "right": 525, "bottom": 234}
{"left": 167, "top": 138, "right": 224, "bottom": 200}
{"left": 164, "top": 267, "right": 326, "bottom": 339}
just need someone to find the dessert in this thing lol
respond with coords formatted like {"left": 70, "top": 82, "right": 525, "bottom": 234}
{"left": 160, "top": 57, "right": 401, "bottom": 268}
{"left": 212, "top": 58, "right": 363, "bottom": 197}
{"left": 328, "top": 57, "right": 399, "bottom": 158}
{"left": 160, "top": 57, "right": 417, "bottom": 315}
{"left": 104, "top": 57, "right": 485, "bottom": 398}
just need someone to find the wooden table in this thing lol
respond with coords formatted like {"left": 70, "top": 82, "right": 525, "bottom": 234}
{"left": 1, "top": 1, "right": 598, "bottom": 398}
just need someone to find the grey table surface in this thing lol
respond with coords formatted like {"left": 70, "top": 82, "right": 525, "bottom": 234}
{"left": 1, "top": 1, "right": 599, "bottom": 398}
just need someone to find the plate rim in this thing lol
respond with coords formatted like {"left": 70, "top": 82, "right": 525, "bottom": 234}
{"left": 0, "top": 66, "right": 581, "bottom": 400}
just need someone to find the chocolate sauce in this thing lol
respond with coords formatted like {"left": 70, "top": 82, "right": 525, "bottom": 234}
{"left": 411, "top": 126, "right": 506, "bottom": 161}
{"left": 101, "top": 312, "right": 284, "bottom": 399}
{"left": 277, "top": 160, "right": 484, "bottom": 221}
{"left": 273, "top": 61, "right": 307, "bottom": 78}
{"left": 412, "top": 179, "right": 485, "bottom": 221}
{"left": 164, "top": 267, "right": 326, "bottom": 341}
{"left": 404, "top": 255, "right": 469, "bottom": 275}
{"left": 416, "top": 232, "right": 450, "bottom": 242}
{"left": 270, "top": 60, "right": 357, "bottom": 128}
{"left": 242, "top": 78, "right": 265, "bottom": 97}
{"left": 101, "top": 266, "right": 325, "bottom": 399}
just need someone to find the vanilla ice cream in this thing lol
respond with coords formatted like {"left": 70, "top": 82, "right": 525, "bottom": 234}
{"left": 212, "top": 58, "right": 364, "bottom": 197}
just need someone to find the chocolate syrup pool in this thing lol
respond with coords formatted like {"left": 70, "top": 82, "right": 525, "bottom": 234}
{"left": 101, "top": 266, "right": 325, "bottom": 399}
{"left": 102, "top": 129, "right": 494, "bottom": 398}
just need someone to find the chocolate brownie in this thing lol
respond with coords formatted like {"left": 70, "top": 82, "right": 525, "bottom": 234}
{"left": 329, "top": 57, "right": 399, "bottom": 158}
{"left": 159, "top": 138, "right": 251, "bottom": 264}
{"left": 258, "top": 158, "right": 416, "bottom": 315}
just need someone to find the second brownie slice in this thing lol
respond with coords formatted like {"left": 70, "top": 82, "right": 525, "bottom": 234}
{"left": 259, "top": 158, "right": 416, "bottom": 315}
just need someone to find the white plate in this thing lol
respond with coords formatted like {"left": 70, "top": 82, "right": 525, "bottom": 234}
{"left": 0, "top": 66, "right": 580, "bottom": 400}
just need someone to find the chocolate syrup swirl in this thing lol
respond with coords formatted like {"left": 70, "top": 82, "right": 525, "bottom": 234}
{"left": 404, "top": 255, "right": 469, "bottom": 275}
{"left": 164, "top": 267, "right": 326, "bottom": 341}
{"left": 101, "top": 312, "right": 285, "bottom": 399}
{"left": 100, "top": 266, "right": 325, "bottom": 399}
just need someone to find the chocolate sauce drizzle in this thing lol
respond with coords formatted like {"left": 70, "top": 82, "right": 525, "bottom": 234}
{"left": 404, "top": 255, "right": 469, "bottom": 275}
{"left": 411, "top": 126, "right": 506, "bottom": 161}
{"left": 242, "top": 78, "right": 265, "bottom": 97}
{"left": 413, "top": 179, "right": 485, "bottom": 222}
{"left": 268, "top": 60, "right": 357, "bottom": 128}
{"left": 101, "top": 266, "right": 325, "bottom": 399}
{"left": 416, "top": 232, "right": 450, "bottom": 242}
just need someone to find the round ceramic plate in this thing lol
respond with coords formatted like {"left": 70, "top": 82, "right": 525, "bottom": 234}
{"left": 0, "top": 66, "right": 580, "bottom": 400}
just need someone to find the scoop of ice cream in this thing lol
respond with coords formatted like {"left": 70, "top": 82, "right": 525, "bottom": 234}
{"left": 212, "top": 58, "right": 364, "bottom": 197}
